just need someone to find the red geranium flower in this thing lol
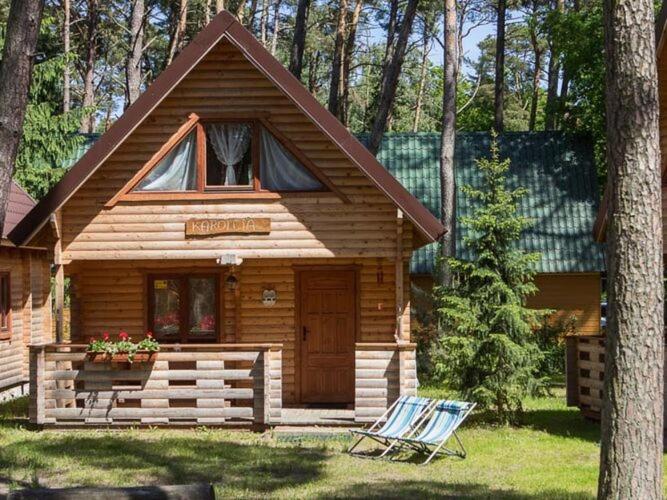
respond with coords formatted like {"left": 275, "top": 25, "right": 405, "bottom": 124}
{"left": 119, "top": 331, "right": 129, "bottom": 341}
{"left": 89, "top": 337, "right": 96, "bottom": 343}
{"left": 146, "top": 331, "right": 153, "bottom": 338}
{"left": 102, "top": 332, "right": 110, "bottom": 341}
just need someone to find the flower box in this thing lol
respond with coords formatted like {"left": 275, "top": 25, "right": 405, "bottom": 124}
{"left": 87, "top": 351, "right": 157, "bottom": 364}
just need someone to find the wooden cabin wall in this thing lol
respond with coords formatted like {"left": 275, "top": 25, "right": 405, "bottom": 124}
{"left": 0, "top": 247, "right": 52, "bottom": 390}
{"left": 58, "top": 39, "right": 411, "bottom": 263}
{"left": 67, "top": 256, "right": 412, "bottom": 404}
{"left": 411, "top": 272, "right": 601, "bottom": 336}
{"left": 527, "top": 273, "right": 602, "bottom": 335}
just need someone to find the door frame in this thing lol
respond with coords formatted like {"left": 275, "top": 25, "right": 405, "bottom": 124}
{"left": 293, "top": 264, "right": 361, "bottom": 404}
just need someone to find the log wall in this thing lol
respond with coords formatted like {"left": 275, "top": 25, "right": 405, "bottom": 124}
{"left": 0, "top": 247, "right": 52, "bottom": 390}
{"left": 354, "top": 343, "right": 417, "bottom": 422}
{"left": 66, "top": 257, "right": 412, "bottom": 404}
{"left": 527, "top": 273, "right": 602, "bottom": 335}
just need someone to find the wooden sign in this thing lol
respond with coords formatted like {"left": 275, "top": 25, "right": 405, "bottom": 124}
{"left": 186, "top": 218, "right": 271, "bottom": 236}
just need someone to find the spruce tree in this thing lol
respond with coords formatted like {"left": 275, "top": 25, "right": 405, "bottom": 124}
{"left": 434, "top": 133, "right": 549, "bottom": 424}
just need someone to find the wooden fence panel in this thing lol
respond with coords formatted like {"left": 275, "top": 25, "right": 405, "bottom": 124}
{"left": 29, "top": 344, "right": 282, "bottom": 427}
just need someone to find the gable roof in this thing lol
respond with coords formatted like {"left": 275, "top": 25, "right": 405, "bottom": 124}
{"left": 8, "top": 10, "right": 444, "bottom": 247}
{"left": 4, "top": 181, "right": 35, "bottom": 240}
{"left": 362, "top": 132, "right": 605, "bottom": 275}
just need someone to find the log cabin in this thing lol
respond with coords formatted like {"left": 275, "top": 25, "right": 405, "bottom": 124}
{"left": 7, "top": 10, "right": 445, "bottom": 426}
{"left": 367, "top": 132, "right": 604, "bottom": 336}
{"left": 0, "top": 181, "right": 52, "bottom": 400}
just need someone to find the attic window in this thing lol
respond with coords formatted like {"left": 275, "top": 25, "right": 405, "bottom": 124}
{"left": 131, "top": 117, "right": 324, "bottom": 195}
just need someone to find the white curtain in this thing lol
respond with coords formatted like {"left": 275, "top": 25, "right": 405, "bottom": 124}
{"left": 206, "top": 123, "right": 252, "bottom": 185}
{"left": 137, "top": 132, "right": 197, "bottom": 191}
{"left": 260, "top": 128, "right": 323, "bottom": 191}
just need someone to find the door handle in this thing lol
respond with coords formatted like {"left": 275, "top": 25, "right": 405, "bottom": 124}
{"left": 302, "top": 326, "right": 308, "bottom": 341}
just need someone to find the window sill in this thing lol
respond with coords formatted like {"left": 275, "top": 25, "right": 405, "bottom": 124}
{"left": 110, "top": 191, "right": 337, "bottom": 205}
{"left": 0, "top": 331, "right": 11, "bottom": 342}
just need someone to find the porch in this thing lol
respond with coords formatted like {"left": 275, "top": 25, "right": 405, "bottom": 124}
{"left": 28, "top": 342, "right": 416, "bottom": 427}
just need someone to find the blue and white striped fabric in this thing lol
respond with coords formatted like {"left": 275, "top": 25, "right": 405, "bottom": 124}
{"left": 368, "top": 396, "right": 431, "bottom": 438}
{"left": 409, "top": 400, "right": 471, "bottom": 445}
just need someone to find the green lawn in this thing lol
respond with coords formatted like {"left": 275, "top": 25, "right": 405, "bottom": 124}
{"left": 0, "top": 388, "right": 663, "bottom": 499}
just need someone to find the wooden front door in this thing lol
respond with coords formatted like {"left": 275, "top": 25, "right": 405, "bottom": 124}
{"left": 298, "top": 270, "right": 356, "bottom": 404}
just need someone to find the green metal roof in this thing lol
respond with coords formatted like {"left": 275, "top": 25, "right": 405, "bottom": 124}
{"left": 360, "top": 132, "right": 605, "bottom": 275}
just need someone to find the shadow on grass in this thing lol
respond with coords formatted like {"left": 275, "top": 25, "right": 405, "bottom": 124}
{"left": 0, "top": 433, "right": 329, "bottom": 493}
{"left": 522, "top": 407, "right": 600, "bottom": 443}
{"left": 324, "top": 480, "right": 594, "bottom": 499}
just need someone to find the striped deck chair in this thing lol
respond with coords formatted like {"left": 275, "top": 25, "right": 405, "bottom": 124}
{"left": 393, "top": 400, "right": 476, "bottom": 465}
{"left": 348, "top": 396, "right": 434, "bottom": 458}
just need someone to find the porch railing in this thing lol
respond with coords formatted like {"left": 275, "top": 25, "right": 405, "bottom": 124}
{"left": 29, "top": 343, "right": 282, "bottom": 426}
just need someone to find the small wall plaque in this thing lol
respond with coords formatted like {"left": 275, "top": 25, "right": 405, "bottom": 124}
{"left": 186, "top": 217, "right": 271, "bottom": 236}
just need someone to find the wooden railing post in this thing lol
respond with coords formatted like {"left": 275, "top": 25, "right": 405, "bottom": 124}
{"left": 565, "top": 336, "right": 579, "bottom": 407}
{"left": 29, "top": 345, "right": 46, "bottom": 424}
{"left": 398, "top": 345, "right": 417, "bottom": 397}
{"left": 268, "top": 347, "right": 282, "bottom": 424}
{"left": 252, "top": 350, "right": 268, "bottom": 425}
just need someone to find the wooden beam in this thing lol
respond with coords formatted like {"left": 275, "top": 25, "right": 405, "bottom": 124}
{"left": 395, "top": 210, "right": 404, "bottom": 343}
{"left": 52, "top": 211, "right": 64, "bottom": 343}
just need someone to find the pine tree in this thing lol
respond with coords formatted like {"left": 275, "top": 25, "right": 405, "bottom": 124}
{"left": 433, "top": 133, "right": 548, "bottom": 424}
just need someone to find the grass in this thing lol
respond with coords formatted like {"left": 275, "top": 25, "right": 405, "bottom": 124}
{"left": 0, "top": 388, "right": 664, "bottom": 499}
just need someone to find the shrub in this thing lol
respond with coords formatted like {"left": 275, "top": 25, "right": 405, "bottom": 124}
{"left": 432, "top": 133, "right": 551, "bottom": 425}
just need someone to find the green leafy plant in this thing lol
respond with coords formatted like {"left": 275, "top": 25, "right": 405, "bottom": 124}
{"left": 87, "top": 331, "right": 159, "bottom": 363}
{"left": 432, "top": 132, "right": 551, "bottom": 425}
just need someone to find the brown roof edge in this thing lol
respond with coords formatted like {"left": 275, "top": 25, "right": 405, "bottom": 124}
{"left": 9, "top": 10, "right": 445, "bottom": 246}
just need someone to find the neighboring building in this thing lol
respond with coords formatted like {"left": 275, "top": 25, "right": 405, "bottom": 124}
{"left": 9, "top": 11, "right": 445, "bottom": 425}
{"left": 0, "top": 181, "right": 52, "bottom": 398}
{"left": 368, "top": 132, "right": 605, "bottom": 336}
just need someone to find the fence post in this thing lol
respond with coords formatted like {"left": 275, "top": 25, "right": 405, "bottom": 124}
{"left": 565, "top": 336, "right": 579, "bottom": 407}
{"left": 252, "top": 350, "right": 267, "bottom": 425}
{"left": 268, "top": 347, "right": 282, "bottom": 424}
{"left": 29, "top": 345, "right": 46, "bottom": 425}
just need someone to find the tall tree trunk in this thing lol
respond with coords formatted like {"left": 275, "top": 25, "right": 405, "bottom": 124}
{"left": 307, "top": 49, "right": 320, "bottom": 93}
{"left": 125, "top": 0, "right": 145, "bottom": 109}
{"left": 270, "top": 0, "right": 280, "bottom": 55}
{"left": 260, "top": 0, "right": 268, "bottom": 45}
{"left": 216, "top": 0, "right": 225, "bottom": 12}
{"left": 439, "top": 0, "right": 458, "bottom": 287}
{"left": 367, "top": 0, "right": 419, "bottom": 155}
{"left": 598, "top": 1, "right": 664, "bottom": 498}
{"left": 328, "top": 0, "right": 348, "bottom": 118}
{"left": 288, "top": 0, "right": 309, "bottom": 79}
{"left": 248, "top": 0, "right": 258, "bottom": 29}
{"left": 493, "top": 0, "right": 506, "bottom": 132}
{"left": 558, "top": 69, "right": 570, "bottom": 126}
{"left": 166, "top": 0, "right": 188, "bottom": 67}
{"left": 0, "top": 0, "right": 44, "bottom": 238}
{"left": 413, "top": 25, "right": 431, "bottom": 132}
{"left": 204, "top": 0, "right": 211, "bottom": 24}
{"left": 63, "top": 0, "right": 70, "bottom": 112}
{"left": 341, "top": 0, "right": 363, "bottom": 125}
{"left": 528, "top": 22, "right": 542, "bottom": 132}
{"left": 545, "top": 0, "right": 564, "bottom": 130}
{"left": 233, "top": 0, "right": 245, "bottom": 23}
{"left": 80, "top": 0, "right": 98, "bottom": 133}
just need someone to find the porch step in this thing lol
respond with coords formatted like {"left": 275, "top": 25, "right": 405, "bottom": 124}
{"left": 279, "top": 408, "right": 357, "bottom": 426}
